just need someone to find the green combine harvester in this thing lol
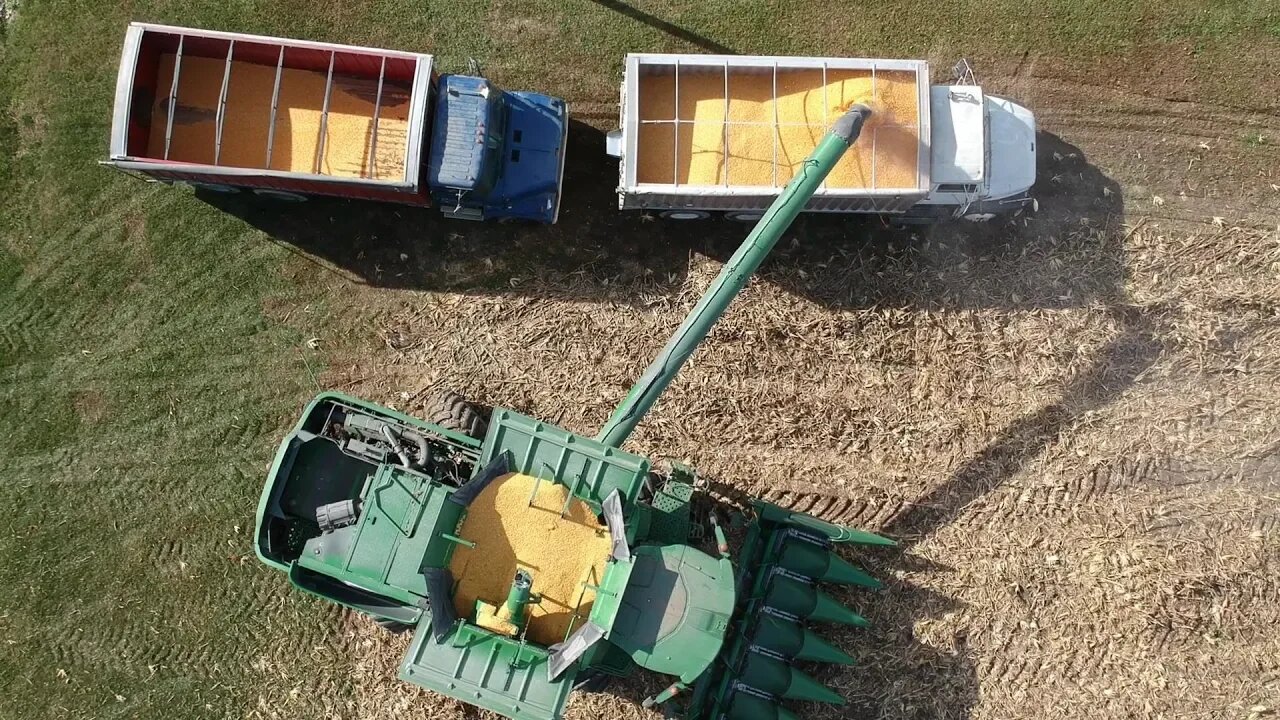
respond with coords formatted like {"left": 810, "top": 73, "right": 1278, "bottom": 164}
{"left": 254, "top": 104, "right": 894, "bottom": 720}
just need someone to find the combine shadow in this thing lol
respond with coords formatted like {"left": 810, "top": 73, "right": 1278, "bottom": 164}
{"left": 199, "top": 124, "right": 1125, "bottom": 312}
{"left": 692, "top": 322, "right": 1158, "bottom": 720}
{"left": 853, "top": 292, "right": 1160, "bottom": 717}
{"left": 883, "top": 323, "right": 1161, "bottom": 545}
{"left": 833, "top": 319, "right": 1159, "bottom": 719}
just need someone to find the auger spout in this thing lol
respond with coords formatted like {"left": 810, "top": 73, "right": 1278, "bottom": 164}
{"left": 596, "top": 104, "right": 876, "bottom": 448}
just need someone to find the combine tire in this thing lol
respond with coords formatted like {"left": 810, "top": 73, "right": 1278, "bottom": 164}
{"left": 573, "top": 671, "right": 613, "bottom": 693}
{"left": 427, "top": 390, "right": 488, "bottom": 440}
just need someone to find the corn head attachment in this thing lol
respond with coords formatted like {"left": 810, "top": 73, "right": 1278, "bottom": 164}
{"left": 254, "top": 104, "right": 892, "bottom": 720}
{"left": 668, "top": 501, "right": 895, "bottom": 720}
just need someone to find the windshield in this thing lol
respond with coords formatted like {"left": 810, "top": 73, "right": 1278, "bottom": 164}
{"left": 479, "top": 89, "right": 507, "bottom": 192}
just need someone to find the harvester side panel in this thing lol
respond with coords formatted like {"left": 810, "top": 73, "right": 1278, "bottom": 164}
{"left": 478, "top": 408, "right": 651, "bottom": 510}
{"left": 294, "top": 464, "right": 458, "bottom": 604}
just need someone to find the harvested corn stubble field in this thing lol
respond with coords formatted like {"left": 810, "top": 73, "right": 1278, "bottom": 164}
{"left": 305, "top": 217, "right": 1280, "bottom": 720}
{"left": 3, "top": 2, "right": 1280, "bottom": 720}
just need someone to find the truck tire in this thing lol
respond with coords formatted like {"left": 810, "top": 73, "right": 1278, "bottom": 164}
{"left": 253, "top": 189, "right": 309, "bottom": 202}
{"left": 724, "top": 211, "right": 764, "bottom": 222}
{"left": 427, "top": 390, "right": 488, "bottom": 440}
{"left": 659, "top": 209, "right": 711, "bottom": 221}
{"left": 188, "top": 181, "right": 240, "bottom": 194}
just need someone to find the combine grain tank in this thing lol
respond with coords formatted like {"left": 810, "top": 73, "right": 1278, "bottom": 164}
{"left": 607, "top": 53, "right": 1036, "bottom": 222}
{"left": 105, "top": 23, "right": 567, "bottom": 222}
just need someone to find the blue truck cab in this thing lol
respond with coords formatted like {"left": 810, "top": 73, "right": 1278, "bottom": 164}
{"left": 426, "top": 75, "right": 568, "bottom": 223}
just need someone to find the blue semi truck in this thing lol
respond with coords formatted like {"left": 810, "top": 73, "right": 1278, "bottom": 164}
{"left": 104, "top": 23, "right": 567, "bottom": 223}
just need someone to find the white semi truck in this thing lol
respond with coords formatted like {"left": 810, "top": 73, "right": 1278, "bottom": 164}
{"left": 607, "top": 54, "right": 1036, "bottom": 223}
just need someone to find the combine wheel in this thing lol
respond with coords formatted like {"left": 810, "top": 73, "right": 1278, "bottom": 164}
{"left": 426, "top": 389, "right": 489, "bottom": 440}
{"left": 572, "top": 672, "right": 613, "bottom": 693}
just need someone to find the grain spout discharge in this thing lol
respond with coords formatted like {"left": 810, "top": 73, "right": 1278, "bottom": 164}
{"left": 636, "top": 65, "right": 920, "bottom": 189}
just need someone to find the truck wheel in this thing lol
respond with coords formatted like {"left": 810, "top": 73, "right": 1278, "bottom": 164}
{"left": 253, "top": 189, "right": 309, "bottom": 203}
{"left": 724, "top": 211, "right": 764, "bottom": 222}
{"left": 374, "top": 618, "right": 413, "bottom": 635}
{"left": 188, "top": 182, "right": 240, "bottom": 194}
{"left": 889, "top": 217, "right": 937, "bottom": 228}
{"left": 659, "top": 210, "right": 710, "bottom": 221}
{"left": 426, "top": 390, "right": 488, "bottom": 440}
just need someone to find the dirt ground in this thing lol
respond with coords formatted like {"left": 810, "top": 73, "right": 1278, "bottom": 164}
{"left": 242, "top": 51, "right": 1280, "bottom": 720}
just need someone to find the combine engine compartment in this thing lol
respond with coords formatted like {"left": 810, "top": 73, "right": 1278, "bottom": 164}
{"left": 255, "top": 394, "right": 480, "bottom": 572}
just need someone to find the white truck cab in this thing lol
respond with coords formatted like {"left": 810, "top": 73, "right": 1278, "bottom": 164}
{"left": 915, "top": 85, "right": 1037, "bottom": 221}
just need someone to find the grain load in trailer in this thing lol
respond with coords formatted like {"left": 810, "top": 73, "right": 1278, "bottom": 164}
{"left": 105, "top": 23, "right": 568, "bottom": 222}
{"left": 635, "top": 65, "right": 920, "bottom": 189}
{"left": 146, "top": 53, "right": 411, "bottom": 179}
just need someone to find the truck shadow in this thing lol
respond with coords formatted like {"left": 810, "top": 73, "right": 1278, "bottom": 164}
{"left": 199, "top": 121, "right": 1124, "bottom": 313}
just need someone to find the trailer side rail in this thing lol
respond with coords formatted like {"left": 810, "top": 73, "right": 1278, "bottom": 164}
{"left": 367, "top": 56, "right": 387, "bottom": 179}
{"left": 622, "top": 54, "right": 931, "bottom": 197}
{"left": 213, "top": 40, "right": 235, "bottom": 166}
{"left": 163, "top": 34, "right": 185, "bottom": 161}
{"left": 265, "top": 46, "right": 285, "bottom": 168}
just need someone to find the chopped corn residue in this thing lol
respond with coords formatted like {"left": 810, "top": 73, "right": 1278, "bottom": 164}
{"left": 147, "top": 54, "right": 410, "bottom": 179}
{"left": 474, "top": 601, "right": 519, "bottom": 637}
{"left": 635, "top": 67, "right": 920, "bottom": 189}
{"left": 447, "top": 472, "right": 611, "bottom": 645}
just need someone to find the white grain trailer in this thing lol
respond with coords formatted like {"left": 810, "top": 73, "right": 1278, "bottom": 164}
{"left": 607, "top": 54, "right": 1036, "bottom": 222}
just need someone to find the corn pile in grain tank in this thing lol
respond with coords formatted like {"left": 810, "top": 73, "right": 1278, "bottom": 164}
{"left": 608, "top": 54, "right": 1037, "bottom": 222}
{"left": 255, "top": 105, "right": 896, "bottom": 720}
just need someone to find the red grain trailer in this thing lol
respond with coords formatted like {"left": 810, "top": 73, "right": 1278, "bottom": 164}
{"left": 105, "top": 23, "right": 433, "bottom": 205}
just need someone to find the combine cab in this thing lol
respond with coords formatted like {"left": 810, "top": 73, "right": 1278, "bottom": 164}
{"left": 255, "top": 104, "right": 893, "bottom": 720}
